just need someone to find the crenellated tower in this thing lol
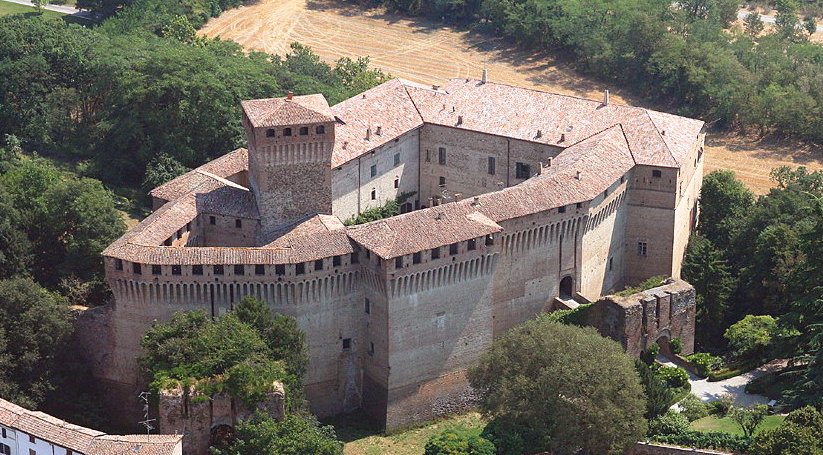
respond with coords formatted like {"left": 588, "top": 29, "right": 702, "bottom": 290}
{"left": 241, "top": 93, "right": 336, "bottom": 234}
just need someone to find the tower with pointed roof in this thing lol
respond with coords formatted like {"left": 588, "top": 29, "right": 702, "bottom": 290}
{"left": 241, "top": 92, "right": 336, "bottom": 234}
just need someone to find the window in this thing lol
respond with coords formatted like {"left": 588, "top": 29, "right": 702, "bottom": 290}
{"left": 283, "top": 127, "right": 292, "bottom": 136}
{"left": 186, "top": 222, "right": 191, "bottom": 231}
{"left": 395, "top": 257, "right": 403, "bottom": 269}
{"left": 299, "top": 126, "right": 309, "bottom": 136}
{"left": 425, "top": 150, "right": 431, "bottom": 162}
{"left": 296, "top": 263, "right": 305, "bottom": 275}
{"left": 29, "top": 449, "right": 36, "bottom": 455}
{"left": 485, "top": 234, "right": 494, "bottom": 246}
{"left": 351, "top": 252, "right": 359, "bottom": 264}
{"left": 620, "top": 175, "right": 625, "bottom": 184}
{"left": 235, "top": 219, "right": 242, "bottom": 228}
{"left": 342, "top": 338, "right": 351, "bottom": 350}
{"left": 163, "top": 238, "right": 172, "bottom": 246}
{"left": 652, "top": 169, "right": 662, "bottom": 178}
{"left": 368, "top": 342, "right": 375, "bottom": 356}
{"left": 192, "top": 265, "right": 203, "bottom": 275}
{"left": 576, "top": 202, "right": 583, "bottom": 209}
{"left": 0, "top": 443, "right": 9, "bottom": 455}
{"left": 609, "top": 257, "right": 614, "bottom": 271}
{"left": 558, "top": 206, "right": 566, "bottom": 213}
{"left": 209, "top": 216, "right": 216, "bottom": 225}
{"left": 1, "top": 427, "right": 5, "bottom": 438}
{"left": 413, "top": 252, "right": 421, "bottom": 264}
{"left": 255, "top": 264, "right": 265, "bottom": 275}
{"left": 370, "top": 164, "right": 377, "bottom": 178}
{"left": 394, "top": 153, "right": 400, "bottom": 166}
{"left": 468, "top": 238, "right": 477, "bottom": 251}
{"left": 265, "top": 128, "right": 276, "bottom": 137}
{"left": 637, "top": 241, "right": 648, "bottom": 256}
{"left": 449, "top": 243, "right": 458, "bottom": 255}
{"left": 152, "top": 265, "right": 162, "bottom": 275}
{"left": 115, "top": 259, "right": 123, "bottom": 271}
{"left": 371, "top": 188, "right": 376, "bottom": 200}
{"left": 603, "top": 189, "right": 608, "bottom": 198}
{"left": 439, "top": 176, "right": 446, "bottom": 186}
{"left": 431, "top": 247, "right": 440, "bottom": 259}
{"left": 488, "top": 156, "right": 496, "bottom": 175}
{"left": 275, "top": 264, "right": 286, "bottom": 276}
{"left": 172, "top": 265, "right": 182, "bottom": 276}
{"left": 314, "top": 259, "right": 324, "bottom": 271}
{"left": 67, "top": 451, "right": 73, "bottom": 455}
{"left": 394, "top": 178, "right": 399, "bottom": 189}
{"left": 438, "top": 147, "right": 446, "bottom": 165}
{"left": 234, "top": 264, "right": 244, "bottom": 275}
{"left": 365, "top": 298, "right": 370, "bottom": 314}
{"left": 316, "top": 125, "right": 325, "bottom": 134}
{"left": 29, "top": 436, "right": 35, "bottom": 443}
{"left": 515, "top": 162, "right": 531, "bottom": 179}
{"left": 365, "top": 250, "right": 370, "bottom": 259}
{"left": 333, "top": 255, "right": 341, "bottom": 267}
{"left": 133, "top": 263, "right": 142, "bottom": 275}
{"left": 214, "top": 265, "right": 224, "bottom": 275}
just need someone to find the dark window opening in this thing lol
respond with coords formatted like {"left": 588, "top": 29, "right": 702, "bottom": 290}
{"left": 266, "top": 128, "right": 276, "bottom": 137}
{"left": 368, "top": 342, "right": 375, "bottom": 356}
{"left": 342, "top": 338, "right": 351, "bottom": 350}
{"left": 163, "top": 238, "right": 172, "bottom": 246}
{"left": 255, "top": 264, "right": 265, "bottom": 275}
{"left": 558, "top": 206, "right": 566, "bottom": 213}
{"left": 413, "top": 252, "right": 421, "bottom": 264}
{"left": 314, "top": 259, "right": 324, "bottom": 271}
{"left": 283, "top": 127, "right": 292, "bottom": 136}
{"left": 192, "top": 265, "right": 204, "bottom": 275}
{"left": 370, "top": 189, "right": 376, "bottom": 200}
{"left": 29, "top": 435, "right": 35, "bottom": 443}
{"left": 235, "top": 219, "right": 242, "bottom": 228}
{"left": 394, "top": 153, "right": 400, "bottom": 166}
{"left": 449, "top": 243, "right": 458, "bottom": 255}
{"left": 652, "top": 169, "right": 662, "bottom": 178}
{"left": 152, "top": 265, "right": 162, "bottom": 276}
{"left": 370, "top": 164, "right": 377, "bottom": 177}
{"left": 1, "top": 443, "right": 10, "bottom": 455}
{"left": 275, "top": 264, "right": 286, "bottom": 275}
{"left": 394, "top": 178, "right": 399, "bottom": 189}
{"left": 299, "top": 126, "right": 309, "bottom": 135}
{"left": 439, "top": 176, "right": 446, "bottom": 186}
{"left": 209, "top": 216, "right": 216, "bottom": 225}
{"left": 172, "top": 265, "right": 182, "bottom": 276}
{"left": 438, "top": 147, "right": 447, "bottom": 165}
{"left": 133, "top": 263, "right": 142, "bottom": 275}
{"left": 365, "top": 298, "right": 370, "bottom": 314}
{"left": 316, "top": 125, "right": 325, "bottom": 134}
{"left": 468, "top": 238, "right": 477, "bottom": 251}
{"left": 351, "top": 252, "right": 360, "bottom": 264}
{"left": 395, "top": 257, "right": 403, "bottom": 269}
{"left": 620, "top": 176, "right": 625, "bottom": 184}
{"left": 603, "top": 189, "right": 608, "bottom": 198}
{"left": 296, "top": 263, "right": 305, "bottom": 275}
{"left": 488, "top": 156, "right": 496, "bottom": 175}
{"left": 576, "top": 202, "right": 583, "bottom": 209}
{"left": 186, "top": 222, "right": 191, "bottom": 231}
{"left": 609, "top": 257, "right": 614, "bottom": 271}
{"left": 485, "top": 234, "right": 494, "bottom": 246}
{"left": 333, "top": 255, "right": 341, "bottom": 267}
{"left": 637, "top": 241, "right": 648, "bottom": 256}
{"left": 115, "top": 259, "right": 123, "bottom": 271}
{"left": 214, "top": 265, "right": 224, "bottom": 275}
{"left": 431, "top": 247, "right": 440, "bottom": 259}
{"left": 515, "top": 162, "right": 531, "bottom": 179}
{"left": 234, "top": 264, "right": 244, "bottom": 275}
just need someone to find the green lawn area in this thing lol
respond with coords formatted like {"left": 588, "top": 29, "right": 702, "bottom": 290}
{"left": 691, "top": 415, "right": 785, "bottom": 436}
{"left": 0, "top": 0, "right": 66, "bottom": 18}
{"left": 329, "top": 411, "right": 486, "bottom": 455}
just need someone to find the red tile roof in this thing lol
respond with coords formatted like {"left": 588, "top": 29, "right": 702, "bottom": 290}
{"left": 242, "top": 94, "right": 334, "bottom": 128}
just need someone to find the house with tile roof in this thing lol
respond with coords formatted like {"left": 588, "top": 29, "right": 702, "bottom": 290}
{"left": 97, "top": 76, "right": 704, "bottom": 431}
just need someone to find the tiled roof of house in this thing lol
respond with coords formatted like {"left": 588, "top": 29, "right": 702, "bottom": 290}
{"left": 150, "top": 148, "right": 249, "bottom": 202}
{"left": 262, "top": 214, "right": 355, "bottom": 262}
{"left": 0, "top": 398, "right": 182, "bottom": 455}
{"left": 242, "top": 94, "right": 334, "bottom": 128}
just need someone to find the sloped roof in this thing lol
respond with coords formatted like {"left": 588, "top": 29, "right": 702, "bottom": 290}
{"left": 150, "top": 148, "right": 249, "bottom": 202}
{"left": 242, "top": 94, "right": 334, "bottom": 128}
{"left": 262, "top": 214, "right": 354, "bottom": 262}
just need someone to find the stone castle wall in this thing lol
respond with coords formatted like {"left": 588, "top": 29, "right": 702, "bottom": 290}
{"left": 630, "top": 442, "right": 731, "bottom": 455}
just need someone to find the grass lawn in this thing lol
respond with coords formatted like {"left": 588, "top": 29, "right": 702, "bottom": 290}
{"left": 691, "top": 415, "right": 785, "bottom": 436}
{"left": 0, "top": 0, "right": 65, "bottom": 17}
{"left": 327, "top": 411, "right": 486, "bottom": 455}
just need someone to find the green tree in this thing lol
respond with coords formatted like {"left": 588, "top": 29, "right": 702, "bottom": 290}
{"left": 212, "top": 412, "right": 342, "bottom": 455}
{"left": 468, "top": 317, "right": 647, "bottom": 455}
{"left": 698, "top": 170, "right": 755, "bottom": 248}
{"left": 744, "top": 12, "right": 765, "bottom": 37}
{"left": 682, "top": 234, "right": 735, "bottom": 347}
{"left": 724, "top": 315, "right": 777, "bottom": 359}
{"left": 233, "top": 297, "right": 309, "bottom": 379}
{"left": 803, "top": 16, "right": 817, "bottom": 36}
{"left": 424, "top": 430, "right": 496, "bottom": 455}
{"left": 636, "top": 360, "right": 676, "bottom": 420}
{"left": 142, "top": 153, "right": 190, "bottom": 196}
{"left": 750, "top": 406, "right": 823, "bottom": 455}
{"left": 0, "top": 277, "right": 72, "bottom": 408}
{"left": 775, "top": 0, "right": 802, "bottom": 40}
{"left": 729, "top": 405, "right": 768, "bottom": 438}
{"left": 0, "top": 183, "right": 31, "bottom": 279}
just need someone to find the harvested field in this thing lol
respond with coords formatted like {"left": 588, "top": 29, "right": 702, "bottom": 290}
{"left": 201, "top": 0, "right": 823, "bottom": 194}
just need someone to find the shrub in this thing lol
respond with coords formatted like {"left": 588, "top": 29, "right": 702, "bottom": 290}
{"left": 641, "top": 343, "right": 661, "bottom": 365}
{"left": 480, "top": 418, "right": 538, "bottom": 455}
{"left": 542, "top": 304, "right": 592, "bottom": 327}
{"left": 678, "top": 394, "right": 710, "bottom": 421}
{"left": 707, "top": 394, "right": 734, "bottom": 417}
{"left": 686, "top": 352, "right": 723, "bottom": 377}
{"left": 669, "top": 338, "right": 683, "bottom": 355}
{"left": 616, "top": 275, "right": 668, "bottom": 297}
{"left": 652, "top": 430, "right": 751, "bottom": 452}
{"left": 724, "top": 315, "right": 777, "bottom": 359}
{"left": 424, "top": 429, "right": 496, "bottom": 455}
{"left": 656, "top": 366, "right": 689, "bottom": 388}
{"left": 649, "top": 410, "right": 690, "bottom": 436}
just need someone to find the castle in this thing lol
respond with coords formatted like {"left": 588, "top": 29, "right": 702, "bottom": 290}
{"left": 99, "top": 77, "right": 705, "bottom": 430}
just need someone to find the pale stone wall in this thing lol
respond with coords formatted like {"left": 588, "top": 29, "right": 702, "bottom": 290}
{"left": 580, "top": 179, "right": 629, "bottom": 300}
{"left": 670, "top": 135, "right": 705, "bottom": 279}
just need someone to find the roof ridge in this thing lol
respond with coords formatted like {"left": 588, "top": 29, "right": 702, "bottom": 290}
{"left": 644, "top": 109, "right": 679, "bottom": 166}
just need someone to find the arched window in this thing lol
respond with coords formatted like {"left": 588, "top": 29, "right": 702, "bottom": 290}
{"left": 283, "top": 127, "right": 292, "bottom": 137}
{"left": 299, "top": 126, "right": 309, "bottom": 136}
{"left": 265, "top": 128, "right": 276, "bottom": 137}
{"left": 316, "top": 125, "right": 326, "bottom": 134}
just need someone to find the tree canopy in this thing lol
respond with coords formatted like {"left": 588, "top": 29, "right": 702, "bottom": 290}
{"left": 211, "top": 412, "right": 343, "bottom": 455}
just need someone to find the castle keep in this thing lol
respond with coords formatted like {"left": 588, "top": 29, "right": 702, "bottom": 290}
{"left": 100, "top": 78, "right": 705, "bottom": 430}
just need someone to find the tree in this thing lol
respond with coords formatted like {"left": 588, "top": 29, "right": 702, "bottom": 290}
{"left": 729, "top": 405, "right": 768, "bottom": 438}
{"left": 636, "top": 360, "right": 676, "bottom": 420}
{"left": 141, "top": 153, "right": 190, "bottom": 196}
{"left": 803, "top": 16, "right": 817, "bottom": 36}
{"left": 775, "top": 0, "right": 802, "bottom": 40}
{"left": 468, "top": 317, "right": 647, "bottom": 455}
{"left": 424, "top": 430, "right": 496, "bottom": 455}
{"left": 682, "top": 234, "right": 735, "bottom": 347}
{"left": 750, "top": 406, "right": 823, "bottom": 455}
{"left": 698, "top": 170, "right": 755, "bottom": 248}
{"left": 0, "top": 277, "right": 72, "bottom": 408}
{"left": 234, "top": 297, "right": 309, "bottom": 379}
{"left": 31, "top": 0, "right": 45, "bottom": 10}
{"left": 212, "top": 412, "right": 342, "bottom": 455}
{"left": 0, "top": 183, "right": 31, "bottom": 279}
{"left": 744, "top": 12, "right": 765, "bottom": 37}
{"left": 724, "top": 315, "right": 777, "bottom": 359}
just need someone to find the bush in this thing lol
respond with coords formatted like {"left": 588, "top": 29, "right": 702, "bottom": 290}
{"left": 649, "top": 410, "right": 690, "bottom": 437}
{"left": 542, "top": 304, "right": 591, "bottom": 327}
{"left": 686, "top": 352, "right": 724, "bottom": 377}
{"left": 480, "top": 418, "right": 539, "bottom": 455}
{"left": 678, "top": 394, "right": 710, "bottom": 422}
{"left": 707, "top": 394, "right": 734, "bottom": 417}
{"left": 424, "top": 430, "right": 496, "bottom": 455}
{"left": 724, "top": 315, "right": 777, "bottom": 359}
{"left": 652, "top": 430, "right": 751, "bottom": 453}
{"left": 616, "top": 275, "right": 668, "bottom": 297}
{"left": 641, "top": 343, "right": 661, "bottom": 365}
{"left": 656, "top": 366, "right": 689, "bottom": 388}
{"left": 669, "top": 338, "right": 683, "bottom": 355}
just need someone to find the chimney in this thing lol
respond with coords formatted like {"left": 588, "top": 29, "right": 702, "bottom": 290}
{"left": 471, "top": 196, "right": 481, "bottom": 208}
{"left": 457, "top": 115, "right": 463, "bottom": 125}
{"left": 366, "top": 128, "right": 371, "bottom": 141}
{"left": 375, "top": 125, "right": 382, "bottom": 136}
{"left": 560, "top": 133, "right": 566, "bottom": 143}
{"left": 432, "top": 84, "right": 440, "bottom": 90}
{"left": 536, "top": 129, "right": 542, "bottom": 139}
{"left": 286, "top": 91, "right": 293, "bottom": 100}
{"left": 661, "top": 130, "right": 666, "bottom": 136}
{"left": 547, "top": 157, "right": 552, "bottom": 167}
{"left": 481, "top": 68, "right": 488, "bottom": 84}
{"left": 603, "top": 89, "right": 609, "bottom": 106}
{"left": 576, "top": 170, "right": 582, "bottom": 180}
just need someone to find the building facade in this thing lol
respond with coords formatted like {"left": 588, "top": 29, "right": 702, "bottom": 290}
{"left": 98, "top": 78, "right": 705, "bottom": 430}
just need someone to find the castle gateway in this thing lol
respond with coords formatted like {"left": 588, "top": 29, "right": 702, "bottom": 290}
{"left": 100, "top": 78, "right": 704, "bottom": 430}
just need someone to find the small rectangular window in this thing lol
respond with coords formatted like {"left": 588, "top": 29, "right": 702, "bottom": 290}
{"left": 255, "top": 264, "right": 265, "bottom": 275}
{"left": 368, "top": 342, "right": 375, "bottom": 356}
{"left": 115, "top": 259, "right": 123, "bottom": 271}
{"left": 438, "top": 147, "right": 446, "bottom": 165}
{"left": 192, "top": 265, "right": 203, "bottom": 275}
{"left": 234, "top": 264, "right": 244, "bottom": 275}
{"left": 394, "top": 153, "right": 401, "bottom": 166}
{"left": 351, "top": 252, "right": 360, "bottom": 264}
{"left": 638, "top": 241, "right": 648, "bottom": 256}
{"left": 609, "top": 257, "right": 614, "bottom": 271}
{"left": 394, "top": 178, "right": 399, "bottom": 189}
{"left": 370, "top": 164, "right": 377, "bottom": 178}
{"left": 342, "top": 338, "right": 351, "bottom": 350}
{"left": 133, "top": 263, "right": 142, "bottom": 275}
{"left": 395, "top": 256, "right": 403, "bottom": 269}
{"left": 152, "top": 265, "right": 162, "bottom": 276}
{"left": 209, "top": 216, "right": 216, "bottom": 225}
{"left": 439, "top": 176, "right": 446, "bottom": 186}
{"left": 296, "top": 263, "right": 305, "bottom": 275}
{"left": 172, "top": 265, "right": 182, "bottom": 276}
{"left": 29, "top": 436, "right": 35, "bottom": 444}
{"left": 214, "top": 265, "right": 224, "bottom": 275}
{"left": 314, "top": 259, "right": 324, "bottom": 271}
{"left": 413, "top": 252, "right": 421, "bottom": 264}
{"left": 449, "top": 243, "right": 458, "bottom": 255}
{"left": 29, "top": 449, "right": 36, "bottom": 455}
{"left": 485, "top": 234, "right": 494, "bottom": 246}
{"left": 425, "top": 150, "right": 431, "bottom": 162}
{"left": 468, "top": 238, "right": 477, "bottom": 251}
{"left": 186, "top": 222, "right": 191, "bottom": 231}
{"left": 67, "top": 450, "right": 73, "bottom": 455}
{"left": 558, "top": 206, "right": 566, "bottom": 213}
{"left": 333, "top": 255, "right": 341, "bottom": 267}
{"left": 1, "top": 428, "right": 5, "bottom": 438}
{"left": 266, "top": 128, "right": 276, "bottom": 137}
{"left": 275, "top": 264, "right": 286, "bottom": 275}
{"left": 370, "top": 189, "right": 376, "bottom": 200}
{"left": 299, "top": 126, "right": 309, "bottom": 136}
{"left": 576, "top": 202, "right": 583, "bottom": 209}
{"left": 488, "top": 157, "right": 496, "bottom": 175}
{"left": 235, "top": 219, "right": 242, "bottom": 228}
{"left": 652, "top": 169, "right": 662, "bottom": 178}
{"left": 283, "top": 127, "right": 292, "bottom": 137}
{"left": 365, "top": 298, "right": 370, "bottom": 314}
{"left": 515, "top": 162, "right": 531, "bottom": 179}
{"left": 431, "top": 247, "right": 440, "bottom": 259}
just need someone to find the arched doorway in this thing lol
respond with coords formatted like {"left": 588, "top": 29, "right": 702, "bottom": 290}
{"left": 209, "top": 424, "right": 235, "bottom": 451}
{"left": 559, "top": 276, "right": 573, "bottom": 299}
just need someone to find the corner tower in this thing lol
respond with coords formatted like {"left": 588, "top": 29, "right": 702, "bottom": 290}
{"left": 241, "top": 93, "right": 336, "bottom": 234}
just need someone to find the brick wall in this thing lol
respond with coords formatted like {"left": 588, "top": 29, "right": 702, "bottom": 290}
{"left": 631, "top": 442, "right": 732, "bottom": 455}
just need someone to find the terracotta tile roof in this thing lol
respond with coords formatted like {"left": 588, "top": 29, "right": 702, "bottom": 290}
{"left": 346, "top": 210, "right": 501, "bottom": 259}
{"left": 242, "top": 94, "right": 334, "bottom": 128}
{"left": 0, "top": 399, "right": 181, "bottom": 455}
{"left": 262, "top": 214, "right": 355, "bottom": 262}
{"left": 330, "top": 79, "right": 425, "bottom": 167}
{"left": 150, "top": 148, "right": 248, "bottom": 202}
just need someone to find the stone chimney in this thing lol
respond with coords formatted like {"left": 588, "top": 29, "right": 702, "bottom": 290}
{"left": 287, "top": 91, "right": 293, "bottom": 101}
{"left": 471, "top": 196, "right": 481, "bottom": 208}
{"left": 366, "top": 127, "right": 371, "bottom": 141}
{"left": 603, "top": 89, "right": 609, "bottom": 106}
{"left": 576, "top": 170, "right": 582, "bottom": 180}
{"left": 457, "top": 115, "right": 463, "bottom": 125}
{"left": 375, "top": 125, "right": 382, "bottom": 136}
{"left": 560, "top": 133, "right": 566, "bottom": 143}
{"left": 481, "top": 68, "right": 488, "bottom": 84}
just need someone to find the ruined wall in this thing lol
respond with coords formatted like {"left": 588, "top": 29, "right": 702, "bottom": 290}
{"left": 588, "top": 279, "right": 696, "bottom": 357}
{"left": 631, "top": 442, "right": 731, "bottom": 455}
